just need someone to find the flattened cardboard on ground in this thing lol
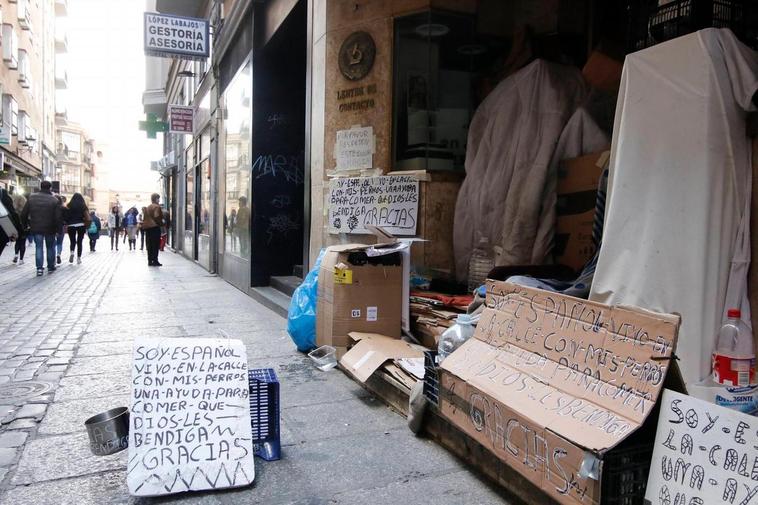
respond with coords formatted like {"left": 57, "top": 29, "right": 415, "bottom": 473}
{"left": 438, "top": 281, "right": 680, "bottom": 505}
{"left": 340, "top": 332, "right": 423, "bottom": 383}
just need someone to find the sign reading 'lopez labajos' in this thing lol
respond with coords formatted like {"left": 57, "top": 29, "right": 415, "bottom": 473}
{"left": 144, "top": 13, "right": 209, "bottom": 60}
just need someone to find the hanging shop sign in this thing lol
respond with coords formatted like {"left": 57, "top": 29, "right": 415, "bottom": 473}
{"left": 127, "top": 336, "right": 255, "bottom": 496}
{"left": 328, "top": 175, "right": 418, "bottom": 236}
{"left": 645, "top": 389, "right": 758, "bottom": 505}
{"left": 168, "top": 104, "right": 195, "bottom": 134}
{"left": 334, "top": 125, "right": 374, "bottom": 171}
{"left": 144, "top": 12, "right": 209, "bottom": 61}
{"left": 338, "top": 31, "right": 376, "bottom": 81}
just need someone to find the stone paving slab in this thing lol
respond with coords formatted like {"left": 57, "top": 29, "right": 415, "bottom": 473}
{"left": 66, "top": 355, "right": 132, "bottom": 378}
{"left": 54, "top": 373, "right": 131, "bottom": 402}
{"left": 38, "top": 396, "right": 131, "bottom": 436}
{"left": 282, "top": 396, "right": 406, "bottom": 443}
{"left": 75, "top": 341, "right": 135, "bottom": 358}
{"left": 11, "top": 432, "right": 128, "bottom": 485}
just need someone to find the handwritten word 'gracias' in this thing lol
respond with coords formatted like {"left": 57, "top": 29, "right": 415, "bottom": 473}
{"left": 135, "top": 346, "right": 242, "bottom": 362}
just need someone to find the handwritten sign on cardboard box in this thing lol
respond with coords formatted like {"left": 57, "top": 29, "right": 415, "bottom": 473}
{"left": 328, "top": 175, "right": 419, "bottom": 235}
{"left": 645, "top": 389, "right": 758, "bottom": 505}
{"left": 439, "top": 281, "right": 680, "bottom": 505}
{"left": 127, "top": 337, "right": 255, "bottom": 496}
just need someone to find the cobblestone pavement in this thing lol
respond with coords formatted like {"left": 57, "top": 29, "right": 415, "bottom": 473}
{"left": 0, "top": 243, "right": 509, "bottom": 504}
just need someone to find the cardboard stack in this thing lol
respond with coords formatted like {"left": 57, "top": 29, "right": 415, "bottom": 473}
{"left": 316, "top": 243, "right": 404, "bottom": 356}
{"left": 437, "top": 280, "right": 680, "bottom": 505}
{"left": 555, "top": 150, "right": 609, "bottom": 272}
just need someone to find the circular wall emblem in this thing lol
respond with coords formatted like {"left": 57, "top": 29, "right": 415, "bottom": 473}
{"left": 338, "top": 31, "right": 376, "bottom": 81}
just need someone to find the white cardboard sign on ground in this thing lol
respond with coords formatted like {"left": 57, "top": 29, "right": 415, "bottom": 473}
{"left": 328, "top": 175, "right": 419, "bottom": 235}
{"left": 127, "top": 337, "right": 255, "bottom": 496}
{"left": 645, "top": 389, "right": 758, "bottom": 505}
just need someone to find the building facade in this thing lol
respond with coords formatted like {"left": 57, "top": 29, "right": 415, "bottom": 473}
{"left": 141, "top": 1, "right": 634, "bottom": 304}
{"left": 54, "top": 113, "right": 95, "bottom": 203}
{"left": 0, "top": 0, "right": 62, "bottom": 196}
{"left": 144, "top": 0, "right": 307, "bottom": 302}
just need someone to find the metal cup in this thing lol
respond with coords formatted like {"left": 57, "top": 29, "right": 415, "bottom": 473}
{"left": 84, "top": 407, "right": 129, "bottom": 456}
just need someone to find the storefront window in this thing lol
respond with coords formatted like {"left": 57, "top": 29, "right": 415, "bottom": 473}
{"left": 198, "top": 158, "right": 211, "bottom": 235}
{"left": 222, "top": 59, "right": 252, "bottom": 259}
{"left": 185, "top": 146, "right": 194, "bottom": 233}
{"left": 393, "top": 11, "right": 505, "bottom": 171}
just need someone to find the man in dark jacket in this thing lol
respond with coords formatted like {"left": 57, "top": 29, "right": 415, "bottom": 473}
{"left": 21, "top": 181, "right": 62, "bottom": 276}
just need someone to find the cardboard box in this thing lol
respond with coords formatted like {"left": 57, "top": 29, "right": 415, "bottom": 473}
{"left": 582, "top": 50, "right": 623, "bottom": 97}
{"left": 437, "top": 280, "right": 680, "bottom": 505}
{"left": 317, "top": 244, "right": 403, "bottom": 353}
{"left": 555, "top": 151, "right": 609, "bottom": 272}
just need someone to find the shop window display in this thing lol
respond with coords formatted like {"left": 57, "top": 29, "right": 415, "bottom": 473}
{"left": 222, "top": 59, "right": 252, "bottom": 259}
{"left": 393, "top": 11, "right": 505, "bottom": 172}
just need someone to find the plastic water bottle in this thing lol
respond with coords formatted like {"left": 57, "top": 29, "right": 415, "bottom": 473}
{"left": 468, "top": 237, "right": 495, "bottom": 293}
{"left": 438, "top": 314, "right": 476, "bottom": 363}
{"left": 712, "top": 308, "right": 755, "bottom": 387}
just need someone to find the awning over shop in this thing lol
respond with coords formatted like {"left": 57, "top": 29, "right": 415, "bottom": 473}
{"left": 1, "top": 148, "right": 42, "bottom": 179}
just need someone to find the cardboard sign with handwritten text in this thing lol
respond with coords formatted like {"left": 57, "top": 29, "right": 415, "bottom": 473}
{"left": 645, "top": 389, "right": 758, "bottom": 505}
{"left": 439, "top": 281, "right": 680, "bottom": 505}
{"left": 328, "top": 175, "right": 418, "bottom": 235}
{"left": 127, "top": 337, "right": 255, "bottom": 496}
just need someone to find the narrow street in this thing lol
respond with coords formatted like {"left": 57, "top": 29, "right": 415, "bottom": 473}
{"left": 0, "top": 246, "right": 507, "bottom": 504}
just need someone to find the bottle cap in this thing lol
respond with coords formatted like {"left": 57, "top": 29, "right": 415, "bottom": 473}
{"left": 727, "top": 308, "right": 741, "bottom": 319}
{"left": 457, "top": 314, "right": 473, "bottom": 325}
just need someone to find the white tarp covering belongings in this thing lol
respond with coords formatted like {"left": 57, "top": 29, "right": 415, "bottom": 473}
{"left": 453, "top": 59, "right": 587, "bottom": 281}
{"left": 590, "top": 28, "right": 758, "bottom": 388}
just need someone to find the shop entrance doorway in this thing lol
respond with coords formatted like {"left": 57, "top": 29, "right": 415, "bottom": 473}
{"left": 249, "top": 0, "right": 307, "bottom": 287}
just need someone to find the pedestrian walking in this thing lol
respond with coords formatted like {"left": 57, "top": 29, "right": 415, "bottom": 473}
{"left": 107, "top": 206, "right": 122, "bottom": 251}
{"left": 87, "top": 211, "right": 101, "bottom": 252}
{"left": 65, "top": 193, "right": 90, "bottom": 264}
{"left": 142, "top": 193, "right": 164, "bottom": 267}
{"left": 11, "top": 192, "right": 27, "bottom": 264}
{"left": 55, "top": 195, "right": 68, "bottom": 265}
{"left": 138, "top": 208, "right": 145, "bottom": 251}
{"left": 124, "top": 207, "right": 139, "bottom": 251}
{"left": 0, "top": 187, "right": 21, "bottom": 259}
{"left": 20, "top": 181, "right": 62, "bottom": 276}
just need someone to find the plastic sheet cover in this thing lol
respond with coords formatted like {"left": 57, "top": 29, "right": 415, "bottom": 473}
{"left": 454, "top": 60, "right": 586, "bottom": 281}
{"left": 590, "top": 29, "right": 758, "bottom": 387}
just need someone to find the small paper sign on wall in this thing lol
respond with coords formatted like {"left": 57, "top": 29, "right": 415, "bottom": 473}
{"left": 645, "top": 389, "right": 758, "bottom": 505}
{"left": 127, "top": 337, "right": 255, "bottom": 496}
{"left": 334, "top": 126, "right": 374, "bottom": 171}
{"left": 328, "top": 175, "right": 418, "bottom": 235}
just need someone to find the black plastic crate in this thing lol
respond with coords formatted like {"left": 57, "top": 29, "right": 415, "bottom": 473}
{"left": 627, "top": 0, "right": 758, "bottom": 52}
{"left": 248, "top": 368, "right": 281, "bottom": 461}
{"left": 422, "top": 351, "right": 439, "bottom": 407}
{"left": 601, "top": 444, "right": 654, "bottom": 505}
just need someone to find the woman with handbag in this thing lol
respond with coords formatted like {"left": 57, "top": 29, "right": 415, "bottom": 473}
{"left": 65, "top": 193, "right": 90, "bottom": 265}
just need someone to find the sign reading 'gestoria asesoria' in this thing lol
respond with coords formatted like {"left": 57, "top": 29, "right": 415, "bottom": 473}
{"left": 144, "top": 13, "right": 209, "bottom": 61}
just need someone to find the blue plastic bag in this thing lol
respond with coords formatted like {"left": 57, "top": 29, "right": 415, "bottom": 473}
{"left": 287, "top": 249, "right": 326, "bottom": 352}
